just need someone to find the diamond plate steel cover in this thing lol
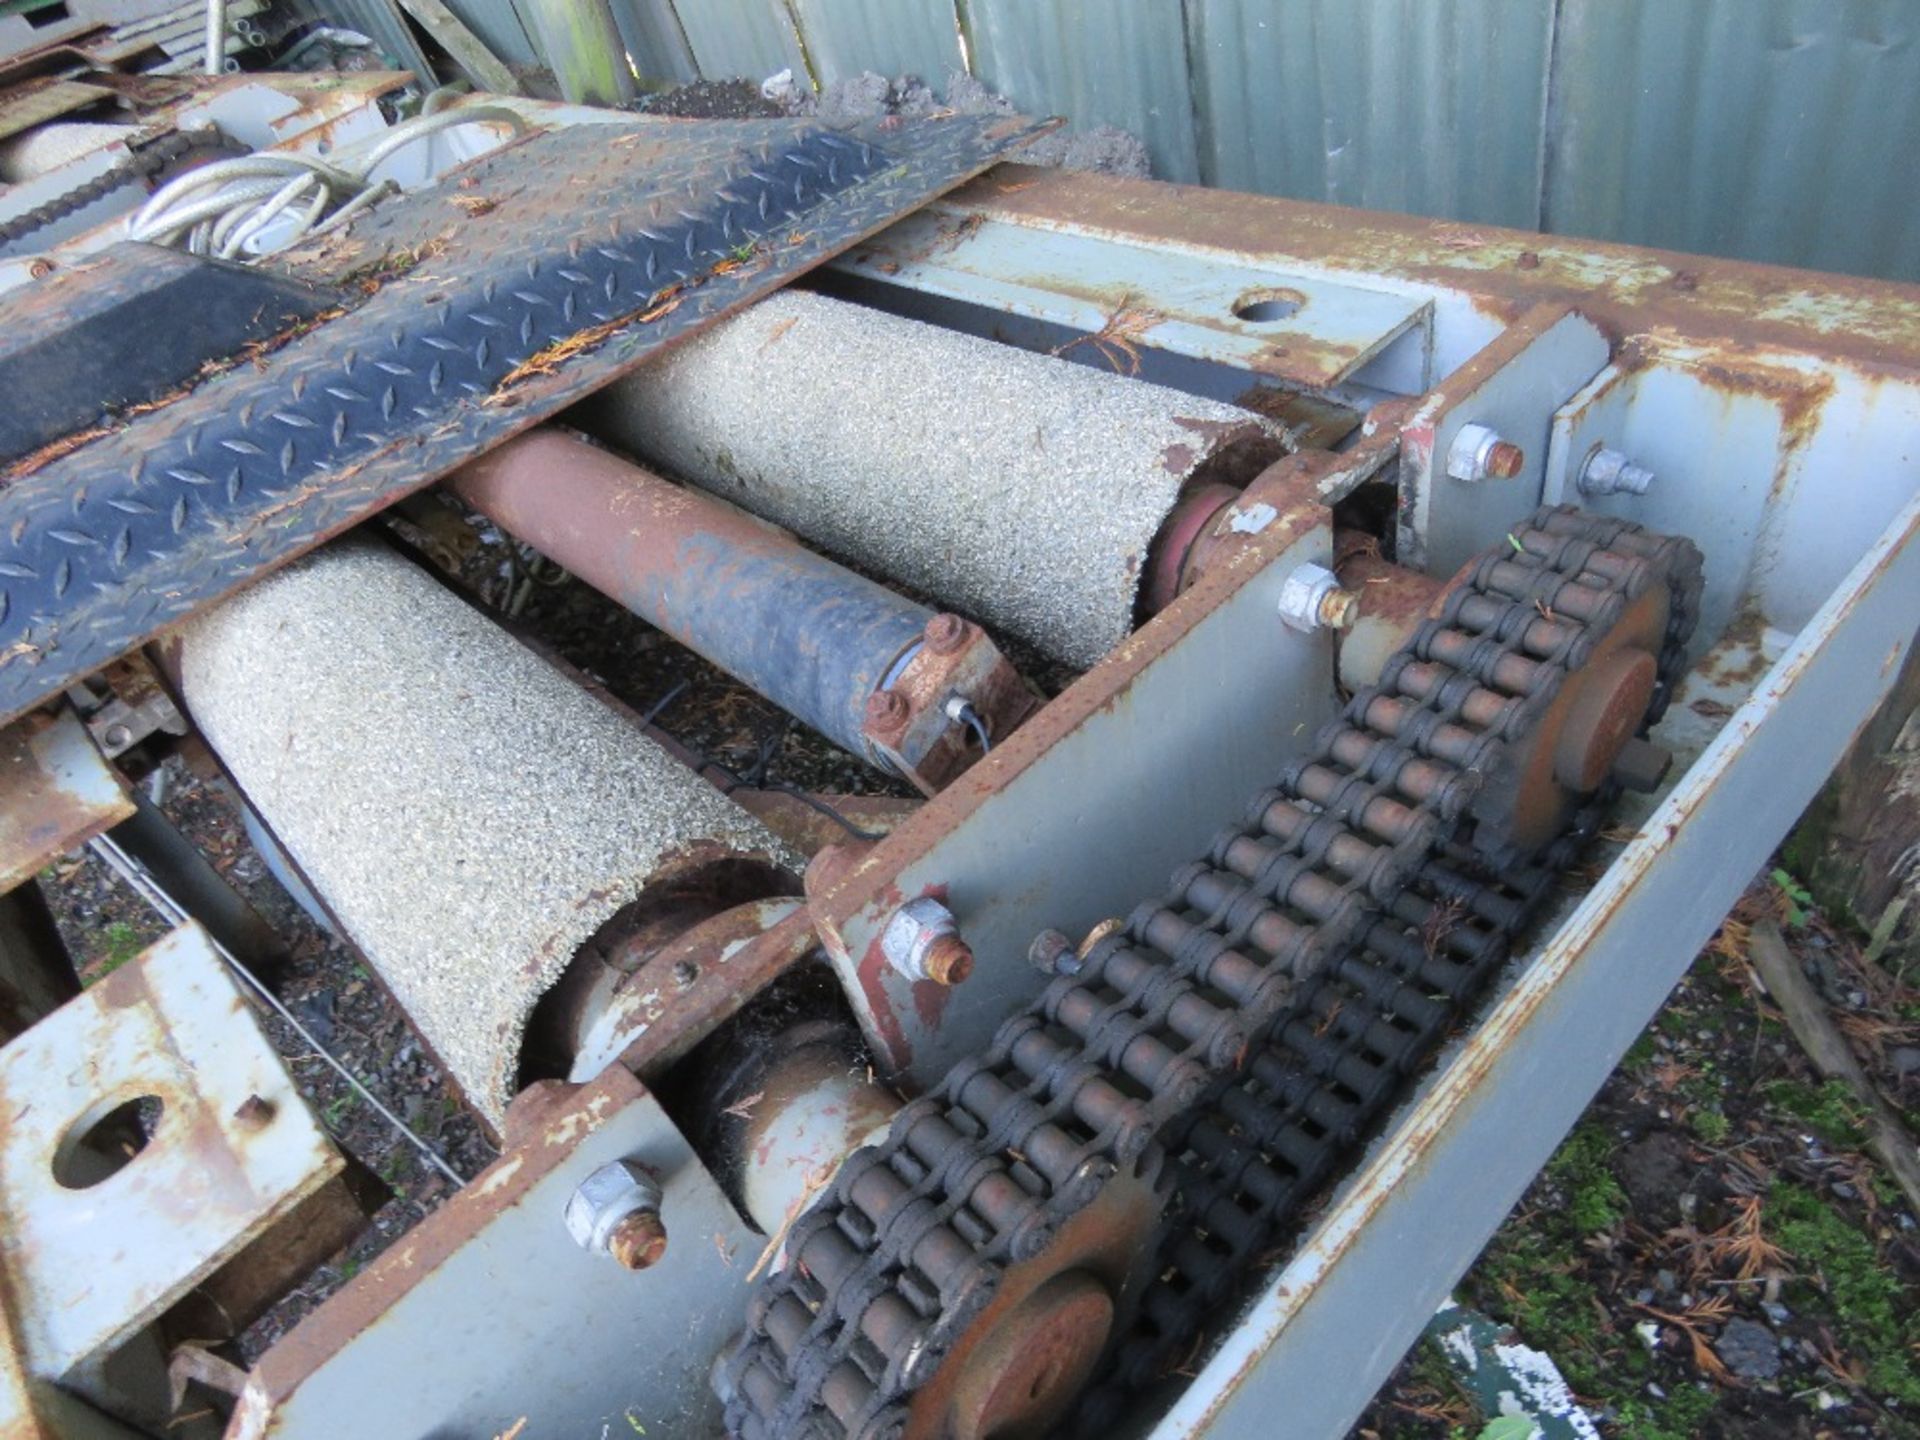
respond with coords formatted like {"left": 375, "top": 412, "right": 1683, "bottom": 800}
{"left": 0, "top": 113, "right": 1044, "bottom": 724}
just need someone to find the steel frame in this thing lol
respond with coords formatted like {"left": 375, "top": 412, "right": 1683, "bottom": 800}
{"left": 820, "top": 164, "right": 1920, "bottom": 1438}
{"left": 4, "top": 114, "right": 1919, "bottom": 1440}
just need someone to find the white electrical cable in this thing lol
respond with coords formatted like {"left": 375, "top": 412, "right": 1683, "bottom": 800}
{"left": 88, "top": 829, "right": 469, "bottom": 1187}
{"left": 127, "top": 105, "right": 528, "bottom": 262}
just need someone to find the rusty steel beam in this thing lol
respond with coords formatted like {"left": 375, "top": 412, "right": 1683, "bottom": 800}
{"left": 0, "top": 709, "right": 133, "bottom": 896}
{"left": 450, "top": 429, "right": 1035, "bottom": 795}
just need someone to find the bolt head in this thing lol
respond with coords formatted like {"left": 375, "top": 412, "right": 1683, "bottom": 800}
{"left": 607, "top": 1209, "right": 669, "bottom": 1270}
{"left": 1578, "top": 446, "right": 1655, "bottom": 498}
{"left": 1445, "top": 423, "right": 1524, "bottom": 483}
{"left": 1277, "top": 563, "right": 1351, "bottom": 634}
{"left": 1028, "top": 928, "right": 1079, "bottom": 976}
{"left": 923, "top": 613, "right": 968, "bottom": 655}
{"left": 865, "top": 689, "right": 908, "bottom": 731}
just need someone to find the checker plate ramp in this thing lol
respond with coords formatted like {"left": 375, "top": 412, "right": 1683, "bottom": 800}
{"left": 0, "top": 114, "right": 1043, "bottom": 724}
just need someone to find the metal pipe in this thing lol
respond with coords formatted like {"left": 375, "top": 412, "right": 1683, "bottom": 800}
{"left": 450, "top": 430, "right": 1033, "bottom": 794}
{"left": 713, "top": 1024, "right": 900, "bottom": 1240}
{"left": 203, "top": 0, "right": 225, "bottom": 76}
{"left": 1335, "top": 551, "right": 1446, "bottom": 693}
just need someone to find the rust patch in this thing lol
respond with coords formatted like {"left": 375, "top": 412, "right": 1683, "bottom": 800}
{"left": 1616, "top": 335, "right": 1838, "bottom": 451}
{"left": 612, "top": 901, "right": 820, "bottom": 1083}
{"left": 949, "top": 166, "right": 1920, "bottom": 379}
{"left": 0, "top": 711, "right": 133, "bottom": 894}
{"left": 855, "top": 934, "right": 913, "bottom": 1064}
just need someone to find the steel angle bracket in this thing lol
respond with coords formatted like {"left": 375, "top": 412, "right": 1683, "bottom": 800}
{"left": 0, "top": 923, "right": 344, "bottom": 1393}
{"left": 0, "top": 113, "right": 1050, "bottom": 725}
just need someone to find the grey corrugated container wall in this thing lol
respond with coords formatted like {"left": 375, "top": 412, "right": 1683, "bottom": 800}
{"left": 492, "top": 0, "right": 1920, "bottom": 284}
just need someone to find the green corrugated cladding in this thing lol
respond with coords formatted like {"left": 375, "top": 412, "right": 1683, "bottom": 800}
{"left": 486, "top": 0, "right": 1920, "bottom": 283}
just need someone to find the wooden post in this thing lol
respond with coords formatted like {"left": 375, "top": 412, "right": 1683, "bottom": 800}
{"left": 524, "top": 0, "right": 636, "bottom": 106}
{"left": 392, "top": 0, "right": 524, "bottom": 95}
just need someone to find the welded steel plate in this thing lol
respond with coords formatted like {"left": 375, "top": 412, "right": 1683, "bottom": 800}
{"left": 0, "top": 923, "right": 342, "bottom": 1379}
{"left": 0, "top": 708, "right": 131, "bottom": 894}
{"left": 0, "top": 112, "right": 1045, "bottom": 725}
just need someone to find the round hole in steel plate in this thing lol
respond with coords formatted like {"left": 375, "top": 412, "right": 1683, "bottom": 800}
{"left": 1231, "top": 288, "right": 1307, "bottom": 324}
{"left": 52, "top": 1093, "right": 164, "bottom": 1190}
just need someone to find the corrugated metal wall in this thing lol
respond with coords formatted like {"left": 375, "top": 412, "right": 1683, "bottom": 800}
{"left": 460, "top": 0, "right": 1920, "bottom": 282}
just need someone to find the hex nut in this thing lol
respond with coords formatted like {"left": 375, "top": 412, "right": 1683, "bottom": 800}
{"left": 564, "top": 1159, "right": 664, "bottom": 1264}
{"left": 883, "top": 896, "right": 972, "bottom": 985}
{"left": 1277, "top": 563, "right": 1354, "bottom": 634}
{"left": 1446, "top": 423, "right": 1525, "bottom": 483}
{"left": 865, "top": 689, "right": 909, "bottom": 732}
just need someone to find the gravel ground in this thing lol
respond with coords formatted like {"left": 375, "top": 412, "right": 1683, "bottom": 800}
{"left": 35, "top": 520, "right": 1918, "bottom": 1430}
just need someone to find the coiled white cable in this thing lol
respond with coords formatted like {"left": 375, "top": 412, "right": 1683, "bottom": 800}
{"left": 127, "top": 105, "right": 528, "bottom": 261}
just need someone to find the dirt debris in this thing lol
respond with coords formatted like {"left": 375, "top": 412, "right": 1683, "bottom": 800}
{"left": 1354, "top": 873, "right": 1920, "bottom": 1440}
{"left": 625, "top": 68, "right": 1150, "bottom": 172}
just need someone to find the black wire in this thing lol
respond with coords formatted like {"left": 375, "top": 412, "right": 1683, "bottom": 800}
{"left": 637, "top": 678, "right": 690, "bottom": 730}
{"left": 638, "top": 686, "right": 889, "bottom": 844}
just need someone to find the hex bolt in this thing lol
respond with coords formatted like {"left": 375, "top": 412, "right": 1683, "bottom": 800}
{"left": 1446, "top": 423, "right": 1526, "bottom": 483}
{"left": 1578, "top": 446, "right": 1656, "bottom": 498}
{"left": 1029, "top": 927, "right": 1082, "bottom": 977}
{"left": 864, "top": 688, "right": 909, "bottom": 733}
{"left": 607, "top": 1209, "right": 670, "bottom": 1270}
{"left": 1317, "top": 586, "right": 1358, "bottom": 631}
{"left": 1277, "top": 563, "right": 1356, "bottom": 634}
{"left": 922, "top": 935, "right": 974, "bottom": 986}
{"left": 882, "top": 896, "right": 974, "bottom": 986}
{"left": 564, "top": 1159, "right": 667, "bottom": 1270}
{"left": 923, "top": 613, "right": 968, "bottom": 655}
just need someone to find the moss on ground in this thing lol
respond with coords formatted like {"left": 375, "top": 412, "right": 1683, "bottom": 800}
{"left": 1545, "top": 1122, "right": 1629, "bottom": 1234}
{"left": 1763, "top": 1078, "right": 1871, "bottom": 1149}
{"left": 1770, "top": 1179, "right": 1920, "bottom": 1405}
{"left": 82, "top": 920, "right": 145, "bottom": 985}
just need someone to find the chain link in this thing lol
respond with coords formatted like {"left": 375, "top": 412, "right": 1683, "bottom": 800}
{"left": 723, "top": 505, "right": 1704, "bottom": 1440}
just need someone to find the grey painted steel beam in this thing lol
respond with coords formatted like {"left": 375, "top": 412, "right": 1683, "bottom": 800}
{"left": 1154, "top": 491, "right": 1920, "bottom": 1438}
